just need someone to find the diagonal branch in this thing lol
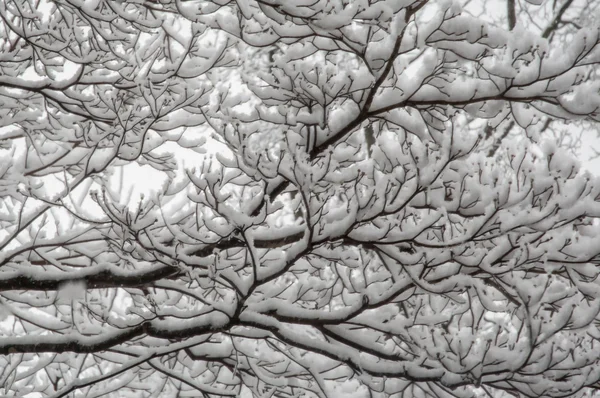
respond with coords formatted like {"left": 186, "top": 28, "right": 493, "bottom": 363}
{"left": 542, "top": 0, "right": 576, "bottom": 39}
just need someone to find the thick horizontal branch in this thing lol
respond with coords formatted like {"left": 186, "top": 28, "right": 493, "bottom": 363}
{"left": 0, "top": 316, "right": 228, "bottom": 355}
{"left": 0, "top": 231, "right": 308, "bottom": 292}
{"left": 0, "top": 264, "right": 180, "bottom": 292}
{"left": 190, "top": 231, "right": 305, "bottom": 257}
{"left": 0, "top": 325, "right": 144, "bottom": 355}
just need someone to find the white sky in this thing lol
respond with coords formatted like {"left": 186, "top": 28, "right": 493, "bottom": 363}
{"left": 2, "top": 3, "right": 600, "bottom": 397}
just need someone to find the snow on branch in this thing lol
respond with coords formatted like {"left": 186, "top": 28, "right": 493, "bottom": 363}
{"left": 1, "top": 0, "right": 600, "bottom": 397}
